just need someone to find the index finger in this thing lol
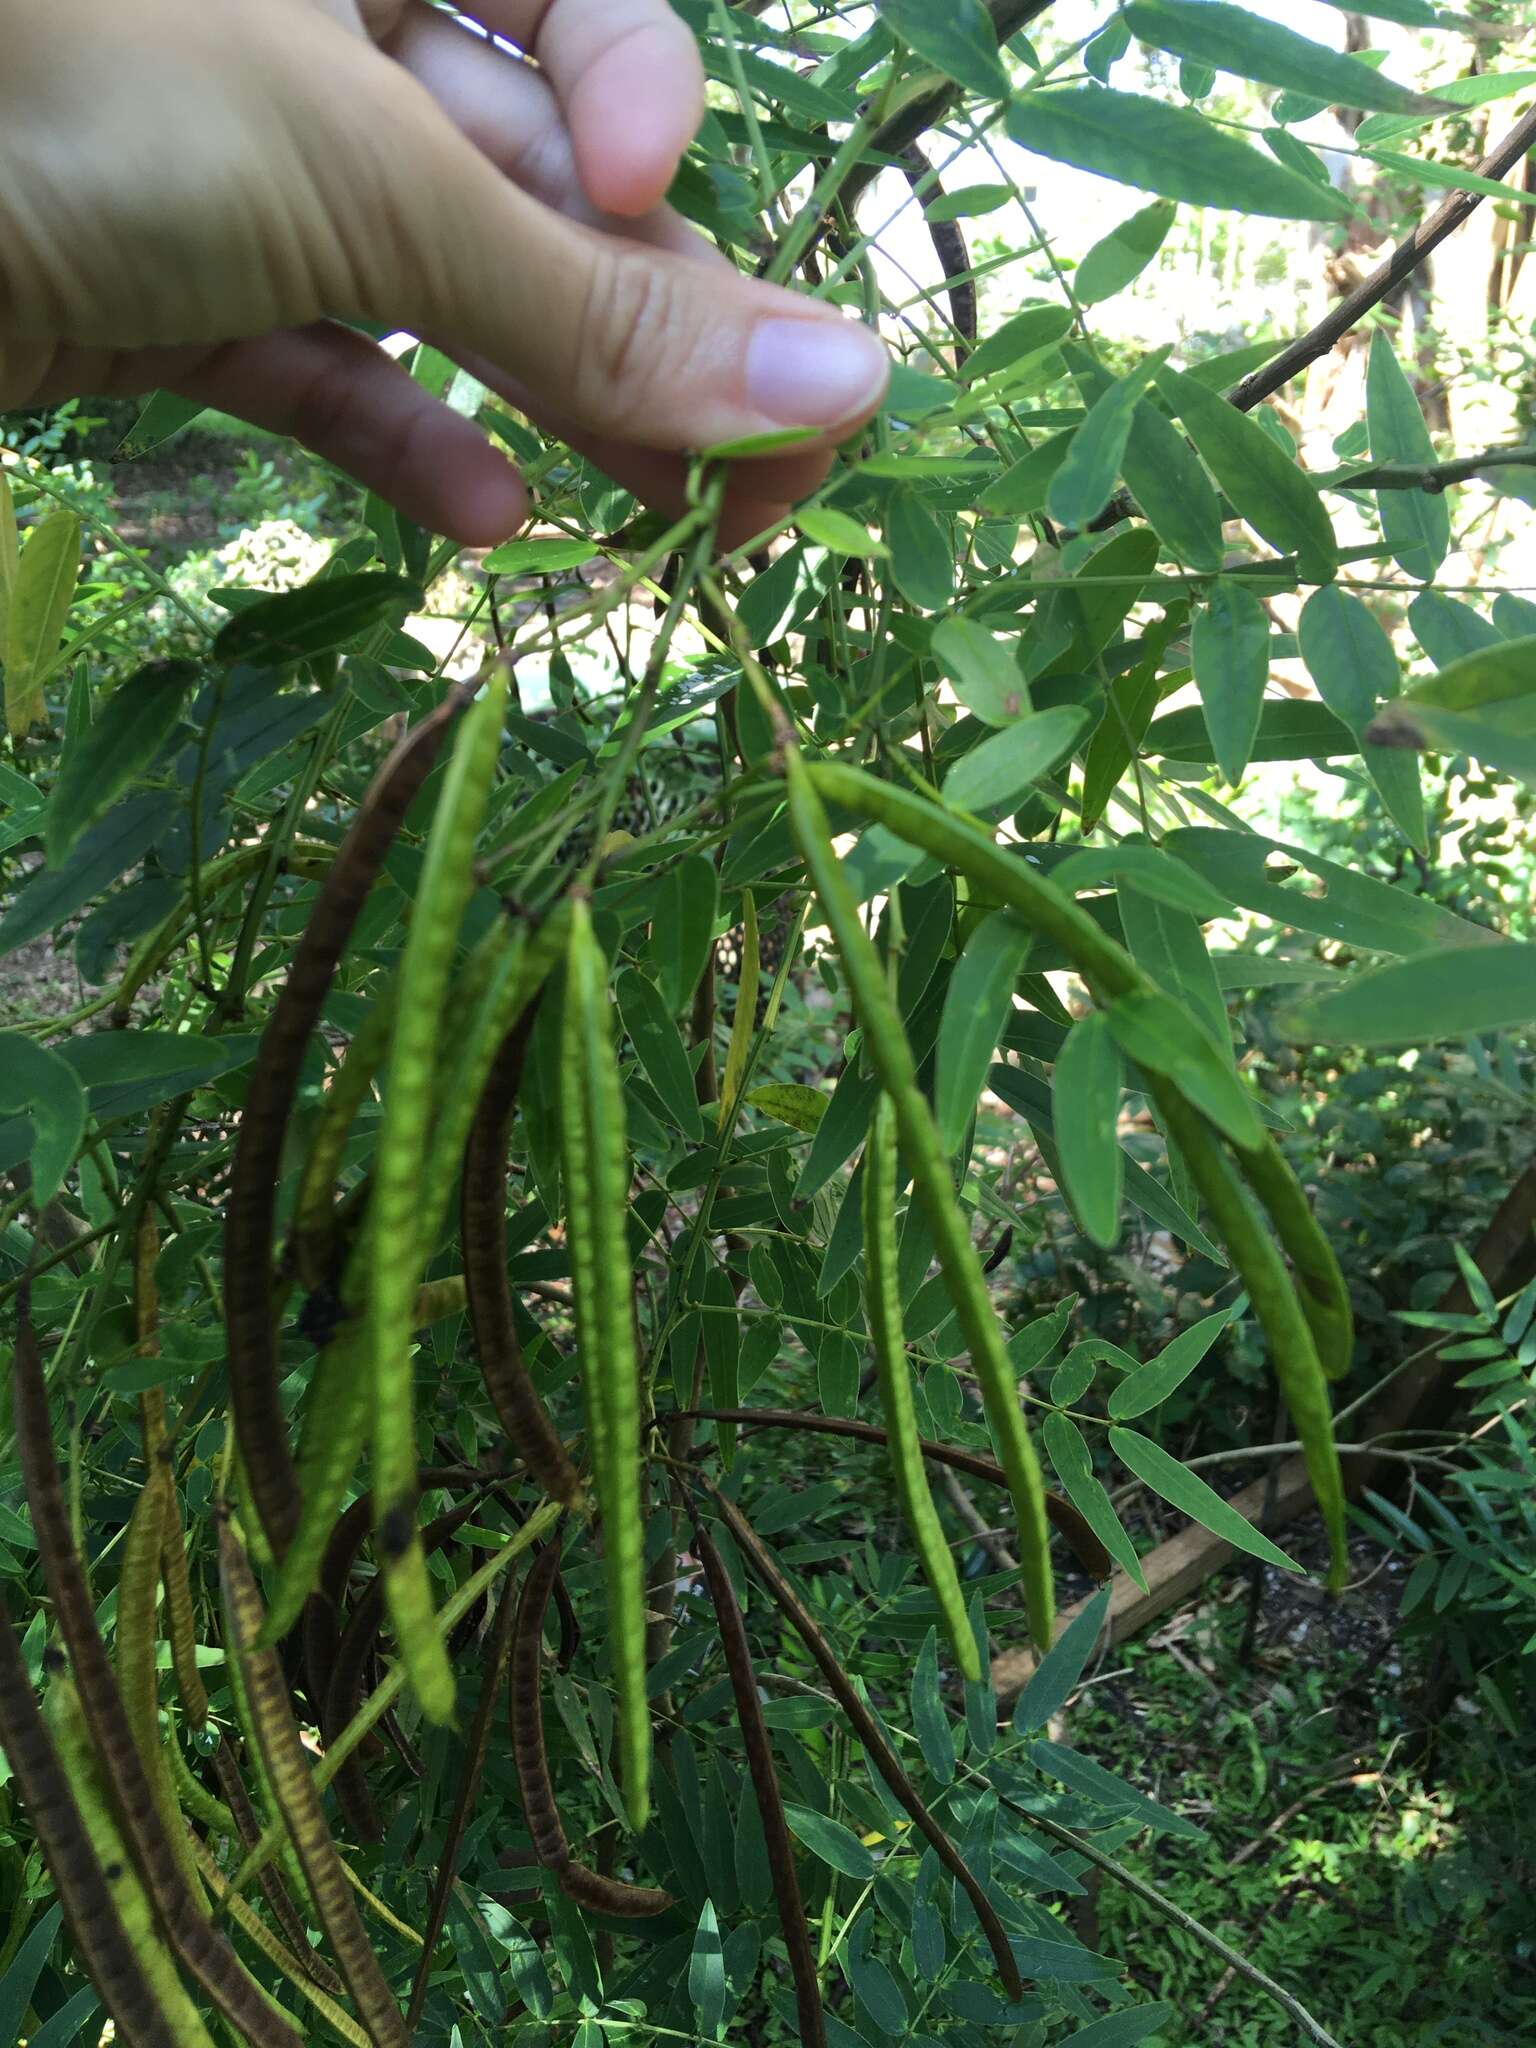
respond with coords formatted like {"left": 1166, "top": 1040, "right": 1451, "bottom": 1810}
{"left": 466, "top": 0, "right": 704, "bottom": 217}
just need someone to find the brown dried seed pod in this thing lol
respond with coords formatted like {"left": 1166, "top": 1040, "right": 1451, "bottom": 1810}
{"left": 461, "top": 1005, "right": 583, "bottom": 1505}
{"left": 13, "top": 1296, "right": 304, "bottom": 2048}
{"left": 508, "top": 1539, "right": 672, "bottom": 1919}
{"left": 694, "top": 1520, "right": 824, "bottom": 2048}
{"left": 218, "top": 1515, "right": 410, "bottom": 2048}
{"left": 226, "top": 684, "right": 472, "bottom": 1558}
{"left": 701, "top": 1479, "right": 1025, "bottom": 2004}
{"left": 0, "top": 1608, "right": 183, "bottom": 2048}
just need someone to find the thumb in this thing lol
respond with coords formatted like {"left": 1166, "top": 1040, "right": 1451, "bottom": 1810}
{"left": 369, "top": 108, "right": 890, "bottom": 455}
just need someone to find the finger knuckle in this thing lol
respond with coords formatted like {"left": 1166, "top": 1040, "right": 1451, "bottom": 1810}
{"left": 572, "top": 247, "right": 693, "bottom": 438}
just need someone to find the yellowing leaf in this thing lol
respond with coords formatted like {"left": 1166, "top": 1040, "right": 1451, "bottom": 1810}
{"left": 6, "top": 508, "right": 81, "bottom": 735}
{"left": 745, "top": 1082, "right": 827, "bottom": 1134}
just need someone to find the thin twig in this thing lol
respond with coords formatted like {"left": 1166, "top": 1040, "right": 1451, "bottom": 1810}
{"left": 1230, "top": 102, "right": 1536, "bottom": 412}
{"left": 1021, "top": 1810, "right": 1348, "bottom": 2048}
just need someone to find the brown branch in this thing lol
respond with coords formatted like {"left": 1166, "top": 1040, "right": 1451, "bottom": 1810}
{"left": 1315, "top": 443, "right": 1536, "bottom": 494}
{"left": 1230, "top": 103, "right": 1536, "bottom": 413}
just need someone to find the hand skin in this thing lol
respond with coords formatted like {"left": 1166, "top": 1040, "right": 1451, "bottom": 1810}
{"left": 0, "top": 0, "right": 890, "bottom": 548}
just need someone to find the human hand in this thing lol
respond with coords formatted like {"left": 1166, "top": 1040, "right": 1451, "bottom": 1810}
{"left": 0, "top": 0, "right": 889, "bottom": 547}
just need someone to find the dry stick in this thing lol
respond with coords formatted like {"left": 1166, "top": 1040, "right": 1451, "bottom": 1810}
{"left": 226, "top": 683, "right": 472, "bottom": 1557}
{"left": 684, "top": 1407, "right": 1113, "bottom": 1581}
{"left": 697, "top": 1478, "right": 1025, "bottom": 2003}
{"left": 406, "top": 1570, "right": 521, "bottom": 2029}
{"left": 460, "top": 1000, "right": 583, "bottom": 1505}
{"left": 0, "top": 1612, "right": 182, "bottom": 2048}
{"left": 1021, "top": 1809, "right": 1346, "bottom": 2048}
{"left": 693, "top": 1519, "right": 826, "bottom": 2048}
{"left": 12, "top": 1298, "right": 305, "bottom": 2048}
{"left": 899, "top": 141, "right": 977, "bottom": 368}
{"left": 1231, "top": 102, "right": 1536, "bottom": 413}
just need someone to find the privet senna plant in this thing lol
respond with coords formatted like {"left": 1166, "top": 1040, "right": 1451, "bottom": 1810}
{"left": 2, "top": 1, "right": 1535, "bottom": 2042}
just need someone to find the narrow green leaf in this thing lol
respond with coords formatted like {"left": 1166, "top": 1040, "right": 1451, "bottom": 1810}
{"left": 886, "top": 490, "right": 954, "bottom": 610}
{"left": 645, "top": 852, "right": 718, "bottom": 1015}
{"left": 0, "top": 1905, "right": 62, "bottom": 2048}
{"left": 1279, "top": 943, "right": 1536, "bottom": 1047}
{"left": 212, "top": 571, "right": 421, "bottom": 666}
{"left": 937, "top": 910, "right": 1033, "bottom": 1153}
{"left": 1407, "top": 591, "right": 1500, "bottom": 667}
{"left": 1060, "top": 2001, "right": 1180, "bottom": 2046}
{"left": 1193, "top": 579, "right": 1270, "bottom": 784}
{"left": 1032, "top": 1735, "right": 1207, "bottom": 1836}
{"left": 783, "top": 1804, "right": 877, "bottom": 1880}
{"left": 1299, "top": 584, "right": 1426, "bottom": 852}
{"left": 978, "top": 429, "right": 1076, "bottom": 516}
{"left": 5, "top": 509, "right": 80, "bottom": 733}
{"left": 1376, "top": 697, "right": 1536, "bottom": 787}
{"left": 924, "top": 183, "right": 1012, "bottom": 221}
{"left": 943, "top": 707, "right": 1089, "bottom": 812}
{"left": 1013, "top": 1587, "right": 1111, "bottom": 1731}
{"left": 1121, "top": 400, "right": 1226, "bottom": 572}
{"left": 1125, "top": 0, "right": 1437, "bottom": 114}
{"left": 1118, "top": 885, "right": 1231, "bottom": 1058}
{"left": 746, "top": 1083, "right": 827, "bottom": 1134}
{"left": 0, "top": 1035, "right": 86, "bottom": 1203}
{"left": 1053, "top": 1012, "right": 1124, "bottom": 1249}
{"left": 1164, "top": 825, "right": 1487, "bottom": 954}
{"left": 1366, "top": 333, "right": 1449, "bottom": 582}
{"left": 1148, "top": 696, "right": 1352, "bottom": 764}
{"left": 1050, "top": 847, "right": 1231, "bottom": 921}
{"left": 989, "top": 1062, "right": 1227, "bottom": 1266}
{"left": 911, "top": 1628, "right": 956, "bottom": 1784}
{"left": 0, "top": 794, "right": 169, "bottom": 957}
{"left": 932, "top": 618, "right": 1031, "bottom": 727}
{"left": 1075, "top": 199, "right": 1176, "bottom": 305}
{"left": 482, "top": 537, "right": 597, "bottom": 575}
{"left": 1042, "top": 1412, "right": 1148, "bottom": 1590}
{"left": 1109, "top": 1427, "right": 1303, "bottom": 1570}
{"left": 1107, "top": 989, "right": 1263, "bottom": 1149}
{"left": 1048, "top": 350, "right": 1171, "bottom": 530}
{"left": 1108, "top": 1302, "right": 1243, "bottom": 1419}
{"left": 1007, "top": 86, "right": 1350, "bottom": 222}
{"left": 687, "top": 1901, "right": 728, "bottom": 2042}
{"left": 45, "top": 660, "right": 200, "bottom": 866}
{"left": 796, "top": 507, "right": 888, "bottom": 557}
{"left": 1159, "top": 368, "right": 1338, "bottom": 582}
{"left": 114, "top": 392, "right": 206, "bottom": 458}
{"left": 617, "top": 969, "right": 705, "bottom": 1140}
{"left": 1401, "top": 633, "right": 1536, "bottom": 715}
{"left": 961, "top": 304, "right": 1075, "bottom": 385}
{"left": 879, "top": 0, "right": 1009, "bottom": 97}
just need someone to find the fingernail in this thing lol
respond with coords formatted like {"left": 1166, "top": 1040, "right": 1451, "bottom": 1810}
{"left": 745, "top": 316, "right": 889, "bottom": 428}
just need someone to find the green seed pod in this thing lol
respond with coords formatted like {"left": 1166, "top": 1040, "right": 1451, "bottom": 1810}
{"left": 864, "top": 1094, "right": 981, "bottom": 1681}
{"left": 785, "top": 751, "right": 1055, "bottom": 1649}
{"left": 560, "top": 897, "right": 652, "bottom": 1829}
{"left": 370, "top": 668, "right": 510, "bottom": 1727}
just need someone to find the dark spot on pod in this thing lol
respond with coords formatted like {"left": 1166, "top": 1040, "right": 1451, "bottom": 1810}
{"left": 43, "top": 1645, "right": 68, "bottom": 1674}
{"left": 295, "top": 1285, "right": 346, "bottom": 1350}
{"left": 379, "top": 1504, "right": 415, "bottom": 1561}
{"left": 103, "top": 1862, "right": 124, "bottom": 1883}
